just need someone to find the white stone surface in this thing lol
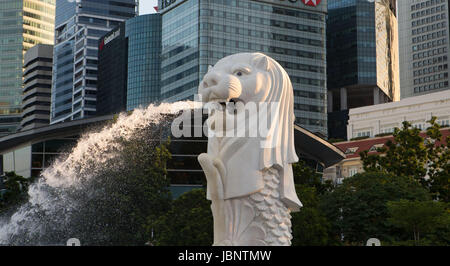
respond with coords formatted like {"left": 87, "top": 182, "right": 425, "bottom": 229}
{"left": 198, "top": 53, "right": 302, "bottom": 246}
{"left": 347, "top": 89, "right": 450, "bottom": 140}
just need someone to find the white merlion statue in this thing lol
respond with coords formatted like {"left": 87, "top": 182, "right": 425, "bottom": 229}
{"left": 197, "top": 52, "right": 302, "bottom": 246}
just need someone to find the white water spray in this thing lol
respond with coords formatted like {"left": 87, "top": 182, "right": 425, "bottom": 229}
{"left": 0, "top": 101, "right": 195, "bottom": 245}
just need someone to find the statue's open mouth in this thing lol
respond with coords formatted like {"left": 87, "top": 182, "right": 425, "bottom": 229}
{"left": 218, "top": 98, "right": 240, "bottom": 109}
{"left": 209, "top": 98, "right": 243, "bottom": 112}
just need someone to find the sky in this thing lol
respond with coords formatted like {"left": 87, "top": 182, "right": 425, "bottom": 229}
{"left": 139, "top": 0, "right": 158, "bottom": 15}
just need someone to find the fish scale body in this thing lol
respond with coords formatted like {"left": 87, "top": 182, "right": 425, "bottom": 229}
{"left": 249, "top": 168, "right": 292, "bottom": 246}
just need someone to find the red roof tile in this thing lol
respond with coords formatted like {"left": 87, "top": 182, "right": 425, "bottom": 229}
{"left": 333, "top": 128, "right": 450, "bottom": 159}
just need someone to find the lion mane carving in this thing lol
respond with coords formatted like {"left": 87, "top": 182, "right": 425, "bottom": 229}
{"left": 198, "top": 53, "right": 302, "bottom": 246}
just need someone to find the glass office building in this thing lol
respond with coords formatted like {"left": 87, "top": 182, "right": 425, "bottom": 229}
{"left": 398, "top": 0, "right": 450, "bottom": 99}
{"left": 327, "top": 0, "right": 399, "bottom": 139}
{"left": 0, "top": 0, "right": 55, "bottom": 136}
{"left": 97, "top": 24, "right": 128, "bottom": 116}
{"left": 126, "top": 14, "right": 162, "bottom": 111}
{"left": 158, "top": 0, "right": 328, "bottom": 136}
{"left": 97, "top": 14, "right": 162, "bottom": 115}
{"left": 51, "top": 0, "right": 137, "bottom": 124}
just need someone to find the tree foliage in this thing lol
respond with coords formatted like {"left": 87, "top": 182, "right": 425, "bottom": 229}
{"left": 320, "top": 171, "right": 430, "bottom": 245}
{"left": 291, "top": 160, "right": 334, "bottom": 245}
{"left": 291, "top": 185, "right": 331, "bottom": 246}
{"left": 0, "top": 172, "right": 32, "bottom": 213}
{"left": 387, "top": 200, "right": 450, "bottom": 246}
{"left": 360, "top": 117, "right": 449, "bottom": 202}
{"left": 149, "top": 188, "right": 213, "bottom": 246}
{"left": 293, "top": 160, "right": 333, "bottom": 195}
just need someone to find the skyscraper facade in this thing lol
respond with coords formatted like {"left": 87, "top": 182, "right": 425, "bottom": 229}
{"left": 125, "top": 13, "right": 162, "bottom": 111}
{"left": 96, "top": 14, "right": 162, "bottom": 115}
{"left": 398, "top": 0, "right": 450, "bottom": 99}
{"left": 51, "top": 0, "right": 137, "bottom": 124}
{"left": 97, "top": 24, "right": 128, "bottom": 116}
{"left": 327, "top": 0, "right": 400, "bottom": 140}
{"left": 21, "top": 44, "right": 53, "bottom": 131}
{"left": 158, "top": 0, "right": 328, "bottom": 136}
{"left": 0, "top": 0, "right": 55, "bottom": 136}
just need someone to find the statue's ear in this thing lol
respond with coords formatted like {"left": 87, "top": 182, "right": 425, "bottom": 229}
{"left": 255, "top": 56, "right": 269, "bottom": 71}
{"left": 208, "top": 65, "right": 213, "bottom": 72}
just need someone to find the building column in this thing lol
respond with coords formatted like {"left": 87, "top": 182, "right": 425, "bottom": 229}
{"left": 340, "top": 87, "right": 347, "bottom": 110}
{"left": 425, "top": 112, "right": 433, "bottom": 128}
{"left": 373, "top": 87, "right": 380, "bottom": 105}
{"left": 327, "top": 90, "right": 333, "bottom": 112}
{"left": 375, "top": 120, "right": 380, "bottom": 136}
{"left": 347, "top": 123, "right": 353, "bottom": 140}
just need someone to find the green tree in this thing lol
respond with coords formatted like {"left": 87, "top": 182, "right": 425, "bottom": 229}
{"left": 387, "top": 200, "right": 450, "bottom": 246}
{"left": 293, "top": 160, "right": 333, "bottom": 195}
{"left": 360, "top": 117, "right": 449, "bottom": 202}
{"left": 291, "top": 160, "right": 334, "bottom": 245}
{"left": 320, "top": 171, "right": 430, "bottom": 245}
{"left": 0, "top": 172, "right": 32, "bottom": 214}
{"left": 150, "top": 188, "right": 213, "bottom": 246}
{"left": 291, "top": 185, "right": 331, "bottom": 246}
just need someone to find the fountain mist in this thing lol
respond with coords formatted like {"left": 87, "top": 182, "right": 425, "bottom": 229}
{"left": 0, "top": 101, "right": 195, "bottom": 245}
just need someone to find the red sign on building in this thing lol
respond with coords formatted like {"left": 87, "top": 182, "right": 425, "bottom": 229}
{"left": 301, "top": 0, "right": 321, "bottom": 7}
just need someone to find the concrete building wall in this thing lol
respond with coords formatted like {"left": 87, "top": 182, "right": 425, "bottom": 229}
{"left": 375, "top": 0, "right": 400, "bottom": 102}
{"left": 21, "top": 44, "right": 53, "bottom": 131}
{"left": 347, "top": 90, "right": 450, "bottom": 140}
{"left": 398, "top": 0, "right": 450, "bottom": 99}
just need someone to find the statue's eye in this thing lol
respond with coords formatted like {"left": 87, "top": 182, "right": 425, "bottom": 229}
{"left": 233, "top": 68, "right": 250, "bottom": 76}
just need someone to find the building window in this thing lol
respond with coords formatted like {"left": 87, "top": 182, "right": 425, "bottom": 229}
{"left": 349, "top": 167, "right": 358, "bottom": 177}
{"left": 345, "top": 147, "right": 358, "bottom": 155}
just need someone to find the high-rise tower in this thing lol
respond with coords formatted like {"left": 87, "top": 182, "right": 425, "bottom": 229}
{"left": 398, "top": 0, "right": 450, "bottom": 99}
{"left": 21, "top": 44, "right": 53, "bottom": 131}
{"left": 0, "top": 0, "right": 55, "bottom": 136}
{"left": 51, "top": 0, "right": 137, "bottom": 124}
{"left": 327, "top": 0, "right": 400, "bottom": 140}
{"left": 158, "top": 0, "right": 328, "bottom": 136}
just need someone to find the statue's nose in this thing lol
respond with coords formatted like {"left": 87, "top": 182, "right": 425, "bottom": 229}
{"left": 202, "top": 72, "right": 219, "bottom": 89}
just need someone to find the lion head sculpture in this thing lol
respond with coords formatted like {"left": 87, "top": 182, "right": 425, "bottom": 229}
{"left": 199, "top": 52, "right": 302, "bottom": 212}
